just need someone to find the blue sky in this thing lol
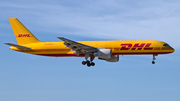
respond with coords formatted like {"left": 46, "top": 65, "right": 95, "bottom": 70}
{"left": 0, "top": 0, "right": 180, "bottom": 101}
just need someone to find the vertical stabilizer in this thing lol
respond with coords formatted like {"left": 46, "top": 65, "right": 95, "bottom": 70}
{"left": 9, "top": 18, "right": 41, "bottom": 45}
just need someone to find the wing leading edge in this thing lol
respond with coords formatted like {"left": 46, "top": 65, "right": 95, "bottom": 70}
{"left": 57, "top": 37, "right": 98, "bottom": 55}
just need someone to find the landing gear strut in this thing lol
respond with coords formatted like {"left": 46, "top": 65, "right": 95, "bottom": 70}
{"left": 82, "top": 53, "right": 95, "bottom": 67}
{"left": 152, "top": 54, "right": 157, "bottom": 64}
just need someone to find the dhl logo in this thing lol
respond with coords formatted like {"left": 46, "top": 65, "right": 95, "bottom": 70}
{"left": 16, "top": 34, "right": 31, "bottom": 37}
{"left": 120, "top": 43, "right": 153, "bottom": 50}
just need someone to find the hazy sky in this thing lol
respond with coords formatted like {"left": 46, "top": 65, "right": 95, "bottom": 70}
{"left": 0, "top": 0, "right": 180, "bottom": 101}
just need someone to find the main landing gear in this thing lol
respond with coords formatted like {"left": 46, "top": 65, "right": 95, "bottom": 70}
{"left": 82, "top": 53, "right": 95, "bottom": 67}
{"left": 152, "top": 54, "right": 157, "bottom": 64}
{"left": 82, "top": 60, "right": 95, "bottom": 67}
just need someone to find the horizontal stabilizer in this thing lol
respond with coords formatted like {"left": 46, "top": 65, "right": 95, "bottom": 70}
{"left": 4, "top": 43, "right": 31, "bottom": 50}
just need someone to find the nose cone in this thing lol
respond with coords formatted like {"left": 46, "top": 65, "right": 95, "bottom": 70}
{"left": 161, "top": 46, "right": 175, "bottom": 54}
{"left": 167, "top": 47, "right": 175, "bottom": 53}
{"left": 161, "top": 42, "right": 175, "bottom": 54}
{"left": 171, "top": 47, "right": 175, "bottom": 53}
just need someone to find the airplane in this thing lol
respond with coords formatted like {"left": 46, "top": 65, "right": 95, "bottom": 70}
{"left": 5, "top": 18, "right": 175, "bottom": 67}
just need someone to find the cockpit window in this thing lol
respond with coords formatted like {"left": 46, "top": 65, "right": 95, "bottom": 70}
{"left": 163, "top": 44, "right": 171, "bottom": 47}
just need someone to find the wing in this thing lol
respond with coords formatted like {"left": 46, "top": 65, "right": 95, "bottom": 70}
{"left": 4, "top": 43, "right": 31, "bottom": 50}
{"left": 57, "top": 37, "right": 98, "bottom": 55}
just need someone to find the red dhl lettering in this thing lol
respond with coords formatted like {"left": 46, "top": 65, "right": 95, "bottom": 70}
{"left": 120, "top": 44, "right": 132, "bottom": 50}
{"left": 120, "top": 43, "right": 153, "bottom": 50}
{"left": 131, "top": 43, "right": 146, "bottom": 50}
{"left": 16, "top": 34, "right": 31, "bottom": 37}
{"left": 144, "top": 43, "right": 153, "bottom": 50}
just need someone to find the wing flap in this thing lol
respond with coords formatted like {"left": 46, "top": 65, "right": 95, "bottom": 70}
{"left": 57, "top": 37, "right": 98, "bottom": 55}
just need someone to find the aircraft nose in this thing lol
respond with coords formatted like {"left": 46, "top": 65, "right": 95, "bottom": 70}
{"left": 171, "top": 47, "right": 175, "bottom": 53}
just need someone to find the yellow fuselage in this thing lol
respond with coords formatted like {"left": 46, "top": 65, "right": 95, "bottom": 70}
{"left": 10, "top": 40, "right": 175, "bottom": 57}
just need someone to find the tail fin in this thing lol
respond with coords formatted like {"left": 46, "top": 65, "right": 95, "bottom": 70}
{"left": 9, "top": 18, "right": 41, "bottom": 45}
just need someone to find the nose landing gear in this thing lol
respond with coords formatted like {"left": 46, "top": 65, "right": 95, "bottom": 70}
{"left": 152, "top": 54, "right": 157, "bottom": 64}
{"left": 152, "top": 61, "right": 155, "bottom": 64}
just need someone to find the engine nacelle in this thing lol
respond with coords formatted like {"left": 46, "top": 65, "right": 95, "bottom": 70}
{"left": 94, "top": 49, "right": 112, "bottom": 59}
{"left": 106, "top": 55, "right": 119, "bottom": 62}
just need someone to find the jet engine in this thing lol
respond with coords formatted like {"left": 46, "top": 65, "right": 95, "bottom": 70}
{"left": 93, "top": 49, "right": 119, "bottom": 62}
{"left": 94, "top": 49, "right": 112, "bottom": 59}
{"left": 106, "top": 55, "right": 119, "bottom": 62}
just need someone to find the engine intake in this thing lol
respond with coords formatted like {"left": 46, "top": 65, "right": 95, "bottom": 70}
{"left": 94, "top": 49, "right": 112, "bottom": 59}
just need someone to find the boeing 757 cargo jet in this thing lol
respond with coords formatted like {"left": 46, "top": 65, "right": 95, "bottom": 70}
{"left": 5, "top": 18, "right": 175, "bottom": 67}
